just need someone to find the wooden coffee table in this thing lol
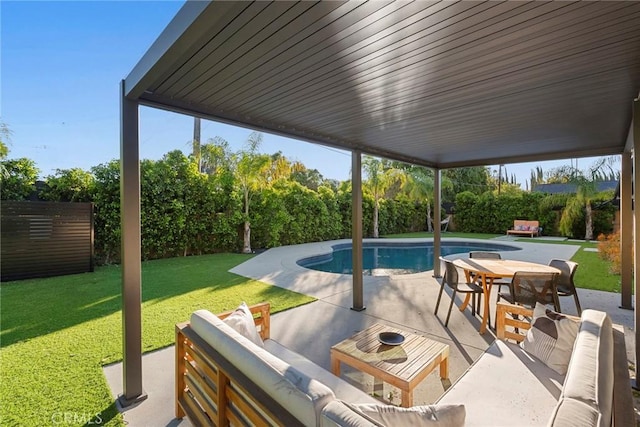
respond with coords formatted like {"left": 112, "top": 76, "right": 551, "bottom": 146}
{"left": 330, "top": 323, "right": 449, "bottom": 407}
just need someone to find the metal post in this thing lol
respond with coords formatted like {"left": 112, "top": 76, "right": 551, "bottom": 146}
{"left": 620, "top": 151, "right": 632, "bottom": 309}
{"left": 351, "top": 150, "right": 365, "bottom": 311}
{"left": 633, "top": 96, "right": 640, "bottom": 390}
{"left": 433, "top": 169, "right": 442, "bottom": 278}
{"left": 119, "top": 80, "right": 146, "bottom": 406}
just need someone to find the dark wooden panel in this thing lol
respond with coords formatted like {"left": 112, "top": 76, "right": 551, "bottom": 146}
{"left": 1, "top": 201, "right": 94, "bottom": 281}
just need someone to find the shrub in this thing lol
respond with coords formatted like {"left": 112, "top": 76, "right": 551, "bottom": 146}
{"left": 0, "top": 157, "right": 39, "bottom": 200}
{"left": 91, "top": 160, "right": 121, "bottom": 264}
{"left": 597, "top": 232, "right": 622, "bottom": 274}
{"left": 453, "top": 191, "right": 478, "bottom": 232}
{"left": 41, "top": 168, "right": 94, "bottom": 202}
{"left": 250, "top": 187, "right": 290, "bottom": 249}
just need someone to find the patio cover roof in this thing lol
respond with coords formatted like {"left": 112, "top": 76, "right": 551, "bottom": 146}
{"left": 124, "top": 1, "right": 640, "bottom": 168}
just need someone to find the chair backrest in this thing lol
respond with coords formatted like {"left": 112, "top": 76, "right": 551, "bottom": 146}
{"left": 510, "top": 271, "right": 559, "bottom": 308}
{"left": 469, "top": 251, "right": 501, "bottom": 259}
{"left": 548, "top": 259, "right": 578, "bottom": 290}
{"left": 440, "top": 257, "right": 459, "bottom": 290}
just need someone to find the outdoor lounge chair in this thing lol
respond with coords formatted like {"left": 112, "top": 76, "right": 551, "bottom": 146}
{"left": 431, "top": 215, "right": 452, "bottom": 232}
{"left": 435, "top": 257, "right": 484, "bottom": 326}
{"left": 440, "top": 215, "right": 451, "bottom": 232}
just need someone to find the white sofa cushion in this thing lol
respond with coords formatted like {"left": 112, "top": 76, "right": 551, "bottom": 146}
{"left": 320, "top": 401, "right": 465, "bottom": 427}
{"left": 521, "top": 303, "right": 579, "bottom": 375}
{"left": 190, "top": 309, "right": 335, "bottom": 427}
{"left": 548, "top": 398, "right": 600, "bottom": 427}
{"left": 264, "top": 340, "right": 379, "bottom": 405}
{"left": 350, "top": 403, "right": 465, "bottom": 426}
{"left": 222, "top": 301, "right": 264, "bottom": 347}
{"left": 437, "top": 339, "right": 564, "bottom": 426}
{"left": 321, "top": 400, "right": 383, "bottom": 427}
{"left": 548, "top": 309, "right": 614, "bottom": 427}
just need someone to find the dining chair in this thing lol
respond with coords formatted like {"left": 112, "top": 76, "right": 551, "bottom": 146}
{"left": 468, "top": 251, "right": 510, "bottom": 295}
{"left": 498, "top": 271, "right": 560, "bottom": 312}
{"left": 435, "top": 257, "right": 484, "bottom": 326}
{"left": 548, "top": 259, "right": 581, "bottom": 315}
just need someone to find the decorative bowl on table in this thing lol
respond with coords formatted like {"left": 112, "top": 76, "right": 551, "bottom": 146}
{"left": 378, "top": 331, "right": 405, "bottom": 346}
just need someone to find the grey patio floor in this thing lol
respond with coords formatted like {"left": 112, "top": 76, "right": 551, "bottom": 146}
{"left": 104, "top": 238, "right": 635, "bottom": 427}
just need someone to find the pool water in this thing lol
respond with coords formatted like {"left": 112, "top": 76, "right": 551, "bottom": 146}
{"left": 297, "top": 242, "right": 519, "bottom": 275}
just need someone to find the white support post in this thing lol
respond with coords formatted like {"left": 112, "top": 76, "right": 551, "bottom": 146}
{"left": 119, "top": 80, "right": 146, "bottom": 406}
{"left": 351, "top": 150, "right": 365, "bottom": 311}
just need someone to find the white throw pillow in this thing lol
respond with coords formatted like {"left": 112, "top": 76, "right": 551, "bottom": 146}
{"left": 348, "top": 402, "right": 465, "bottom": 426}
{"left": 521, "top": 302, "right": 579, "bottom": 375}
{"left": 223, "top": 302, "right": 264, "bottom": 348}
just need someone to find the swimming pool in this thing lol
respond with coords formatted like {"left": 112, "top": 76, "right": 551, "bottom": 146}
{"left": 297, "top": 241, "right": 520, "bottom": 275}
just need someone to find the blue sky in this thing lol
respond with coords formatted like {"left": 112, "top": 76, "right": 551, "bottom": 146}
{"left": 1, "top": 1, "right": 605, "bottom": 186}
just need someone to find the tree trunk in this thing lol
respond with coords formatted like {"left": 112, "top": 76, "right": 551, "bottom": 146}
{"left": 373, "top": 201, "right": 379, "bottom": 238}
{"left": 243, "top": 221, "right": 251, "bottom": 253}
{"left": 585, "top": 201, "right": 594, "bottom": 241}
{"left": 242, "top": 188, "right": 252, "bottom": 253}
{"left": 426, "top": 200, "right": 433, "bottom": 232}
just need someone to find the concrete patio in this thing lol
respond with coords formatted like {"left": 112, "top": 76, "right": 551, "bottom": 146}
{"left": 104, "top": 238, "right": 635, "bottom": 426}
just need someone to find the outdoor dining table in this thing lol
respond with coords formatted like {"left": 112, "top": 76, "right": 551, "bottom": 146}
{"left": 452, "top": 258, "right": 561, "bottom": 334}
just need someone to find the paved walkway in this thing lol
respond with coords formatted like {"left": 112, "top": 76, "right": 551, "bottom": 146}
{"left": 104, "top": 238, "right": 634, "bottom": 426}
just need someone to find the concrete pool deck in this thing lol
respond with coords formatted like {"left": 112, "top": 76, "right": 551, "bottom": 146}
{"left": 105, "top": 238, "right": 635, "bottom": 426}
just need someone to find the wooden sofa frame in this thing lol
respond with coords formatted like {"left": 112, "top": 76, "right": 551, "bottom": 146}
{"left": 495, "top": 303, "right": 635, "bottom": 427}
{"left": 175, "top": 302, "right": 305, "bottom": 427}
{"left": 506, "top": 219, "right": 540, "bottom": 237}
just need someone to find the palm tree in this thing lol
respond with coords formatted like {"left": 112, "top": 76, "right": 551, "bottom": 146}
{"left": 362, "top": 156, "right": 404, "bottom": 238}
{"left": 265, "top": 152, "right": 293, "bottom": 183}
{"left": 199, "top": 136, "right": 232, "bottom": 175}
{"left": 398, "top": 165, "right": 454, "bottom": 232}
{"left": 559, "top": 156, "right": 619, "bottom": 240}
{"left": 402, "top": 166, "right": 436, "bottom": 231}
{"left": 233, "top": 132, "right": 270, "bottom": 253}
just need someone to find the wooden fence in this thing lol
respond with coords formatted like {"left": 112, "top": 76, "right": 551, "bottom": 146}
{"left": 1, "top": 201, "right": 94, "bottom": 281}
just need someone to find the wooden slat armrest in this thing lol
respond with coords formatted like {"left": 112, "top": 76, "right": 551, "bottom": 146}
{"left": 496, "top": 302, "right": 581, "bottom": 342}
{"left": 496, "top": 302, "right": 533, "bottom": 342}
{"left": 217, "top": 302, "right": 271, "bottom": 340}
{"left": 175, "top": 320, "right": 302, "bottom": 426}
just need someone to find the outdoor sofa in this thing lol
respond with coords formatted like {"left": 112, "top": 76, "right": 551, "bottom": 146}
{"left": 175, "top": 302, "right": 633, "bottom": 426}
{"left": 506, "top": 219, "right": 541, "bottom": 237}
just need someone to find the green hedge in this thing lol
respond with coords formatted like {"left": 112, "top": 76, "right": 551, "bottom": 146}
{"left": 83, "top": 155, "right": 433, "bottom": 263}
{"left": 4, "top": 150, "right": 616, "bottom": 262}
{"left": 454, "top": 190, "right": 614, "bottom": 237}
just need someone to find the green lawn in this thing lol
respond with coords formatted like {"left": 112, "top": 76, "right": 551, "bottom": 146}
{"left": 517, "top": 239, "right": 620, "bottom": 293}
{"left": 0, "top": 254, "right": 315, "bottom": 426}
